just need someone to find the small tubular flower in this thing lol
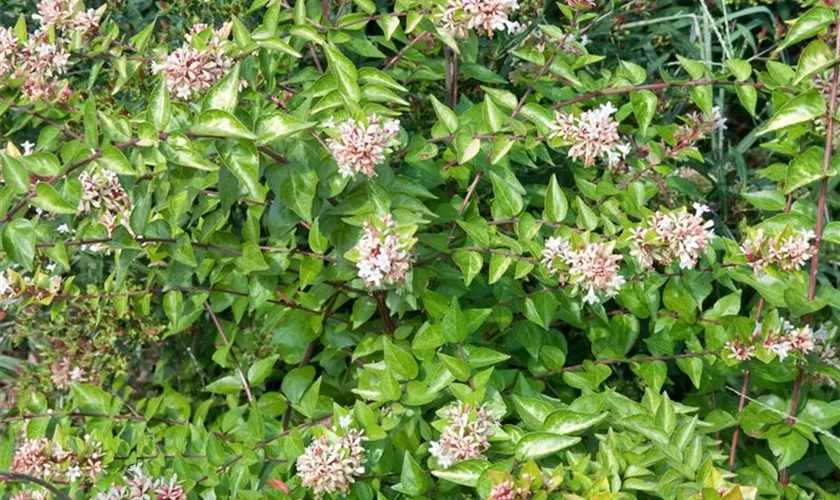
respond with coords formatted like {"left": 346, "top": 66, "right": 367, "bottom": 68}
{"left": 354, "top": 214, "right": 412, "bottom": 288}
{"left": 325, "top": 114, "right": 401, "bottom": 178}
{"left": 151, "top": 24, "right": 233, "bottom": 100}
{"left": 549, "top": 103, "right": 631, "bottom": 167}
{"left": 439, "top": 0, "right": 522, "bottom": 39}
{"left": 630, "top": 203, "right": 714, "bottom": 270}
{"left": 429, "top": 403, "right": 499, "bottom": 468}
{"left": 740, "top": 227, "right": 815, "bottom": 274}
{"left": 543, "top": 237, "right": 625, "bottom": 304}
{"left": 296, "top": 419, "right": 367, "bottom": 498}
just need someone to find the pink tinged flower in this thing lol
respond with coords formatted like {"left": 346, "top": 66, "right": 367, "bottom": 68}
{"left": 440, "top": 0, "right": 521, "bottom": 38}
{"left": 544, "top": 237, "right": 625, "bottom": 304}
{"left": 549, "top": 103, "right": 630, "bottom": 167}
{"left": 741, "top": 229, "right": 815, "bottom": 274}
{"left": 296, "top": 428, "right": 368, "bottom": 498}
{"left": 355, "top": 214, "right": 412, "bottom": 288}
{"left": 632, "top": 204, "right": 714, "bottom": 270}
{"left": 151, "top": 25, "right": 232, "bottom": 101}
{"left": 725, "top": 341, "right": 755, "bottom": 361}
{"left": 154, "top": 475, "right": 188, "bottom": 500}
{"left": 0, "top": 27, "right": 19, "bottom": 78}
{"left": 490, "top": 481, "right": 517, "bottom": 500}
{"left": 326, "top": 115, "right": 400, "bottom": 178}
{"left": 429, "top": 403, "right": 499, "bottom": 469}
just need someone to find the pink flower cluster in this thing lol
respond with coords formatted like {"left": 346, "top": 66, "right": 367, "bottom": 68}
{"left": 33, "top": 0, "right": 103, "bottom": 33}
{"left": 95, "top": 465, "right": 187, "bottom": 500}
{"left": 151, "top": 24, "right": 233, "bottom": 100}
{"left": 630, "top": 203, "right": 715, "bottom": 270}
{"left": 50, "top": 355, "right": 91, "bottom": 389}
{"left": 354, "top": 214, "right": 412, "bottom": 288}
{"left": 0, "top": 268, "right": 63, "bottom": 304}
{"left": 78, "top": 169, "right": 132, "bottom": 239}
{"left": 439, "top": 0, "right": 522, "bottom": 39}
{"left": 542, "top": 237, "right": 625, "bottom": 304}
{"left": 550, "top": 103, "right": 631, "bottom": 168}
{"left": 324, "top": 115, "right": 401, "bottom": 179}
{"left": 296, "top": 418, "right": 367, "bottom": 498}
{"left": 429, "top": 403, "right": 498, "bottom": 469}
{"left": 727, "top": 321, "right": 829, "bottom": 362}
{"left": 666, "top": 106, "right": 726, "bottom": 157}
{"left": 11, "top": 435, "right": 102, "bottom": 484}
{"left": 740, "top": 228, "right": 815, "bottom": 274}
{"left": 0, "top": 1, "right": 102, "bottom": 101}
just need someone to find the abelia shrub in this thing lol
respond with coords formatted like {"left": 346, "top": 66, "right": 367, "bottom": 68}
{"left": 1, "top": 1, "right": 840, "bottom": 499}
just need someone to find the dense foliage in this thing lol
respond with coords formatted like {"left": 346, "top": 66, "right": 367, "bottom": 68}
{"left": 2, "top": 0, "right": 840, "bottom": 499}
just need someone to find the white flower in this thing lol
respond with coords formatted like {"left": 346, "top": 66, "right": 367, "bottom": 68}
{"left": 296, "top": 428, "right": 367, "bottom": 497}
{"left": 56, "top": 223, "right": 71, "bottom": 234}
{"left": 21, "top": 141, "right": 35, "bottom": 155}
{"left": 544, "top": 237, "right": 625, "bottom": 303}
{"left": 354, "top": 214, "right": 412, "bottom": 288}
{"left": 66, "top": 465, "right": 82, "bottom": 482}
{"left": 326, "top": 115, "right": 400, "bottom": 179}
{"left": 550, "top": 103, "right": 630, "bottom": 167}
{"left": 151, "top": 24, "right": 232, "bottom": 101}
{"left": 632, "top": 204, "right": 714, "bottom": 270}
{"left": 439, "top": 0, "right": 521, "bottom": 39}
{"left": 339, "top": 414, "right": 353, "bottom": 430}
{"left": 429, "top": 403, "right": 498, "bottom": 469}
{"left": 741, "top": 228, "right": 815, "bottom": 274}
{"left": 726, "top": 341, "right": 754, "bottom": 361}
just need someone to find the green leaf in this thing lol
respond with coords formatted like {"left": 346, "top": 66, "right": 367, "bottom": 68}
{"left": 203, "top": 63, "right": 241, "bottom": 113}
{"left": 256, "top": 112, "right": 317, "bottom": 145}
{"left": 742, "top": 190, "right": 786, "bottom": 211}
{"left": 325, "top": 44, "right": 361, "bottom": 103}
{"left": 383, "top": 339, "right": 419, "bottom": 380}
{"left": 247, "top": 354, "right": 279, "bottom": 385}
{"left": 488, "top": 253, "right": 512, "bottom": 284}
{"left": 205, "top": 375, "right": 243, "bottom": 395}
{"left": 630, "top": 90, "right": 657, "bottom": 134}
{"left": 236, "top": 242, "right": 269, "bottom": 273}
{"left": 544, "top": 174, "right": 568, "bottom": 222}
{"left": 192, "top": 110, "right": 257, "bottom": 140}
{"left": 83, "top": 97, "right": 99, "bottom": 149}
{"left": 736, "top": 85, "right": 758, "bottom": 117}
{"left": 21, "top": 152, "right": 61, "bottom": 177}
{"left": 442, "top": 298, "right": 468, "bottom": 343}
{"left": 273, "top": 162, "right": 317, "bottom": 222}
{"left": 785, "top": 146, "right": 826, "bottom": 194}
{"left": 793, "top": 39, "right": 836, "bottom": 85}
{"left": 676, "top": 356, "right": 703, "bottom": 389}
{"left": 32, "top": 183, "right": 77, "bottom": 214}
{"left": 489, "top": 170, "right": 524, "bottom": 216}
{"left": 484, "top": 95, "right": 504, "bottom": 133}
{"left": 760, "top": 91, "right": 825, "bottom": 135}
{"left": 1, "top": 154, "right": 29, "bottom": 194}
{"left": 630, "top": 360, "right": 667, "bottom": 392}
{"left": 768, "top": 428, "right": 809, "bottom": 468}
{"left": 780, "top": 6, "right": 834, "bottom": 50}
{"left": 823, "top": 221, "right": 840, "bottom": 244}
{"left": 523, "top": 292, "right": 557, "bottom": 330}
{"left": 2, "top": 219, "right": 36, "bottom": 270}
{"left": 149, "top": 76, "right": 171, "bottom": 130}
{"left": 219, "top": 139, "right": 264, "bottom": 201}
{"left": 516, "top": 432, "right": 581, "bottom": 460}
{"left": 396, "top": 451, "right": 431, "bottom": 496}
{"left": 98, "top": 143, "right": 135, "bottom": 175}
{"left": 430, "top": 94, "right": 459, "bottom": 133}
{"left": 726, "top": 59, "right": 752, "bottom": 81}
{"left": 431, "top": 459, "right": 490, "bottom": 487}
{"left": 543, "top": 410, "right": 608, "bottom": 435}
{"left": 452, "top": 249, "right": 483, "bottom": 286}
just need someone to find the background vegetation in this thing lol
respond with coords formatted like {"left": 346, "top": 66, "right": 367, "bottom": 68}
{"left": 1, "top": 0, "right": 840, "bottom": 499}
